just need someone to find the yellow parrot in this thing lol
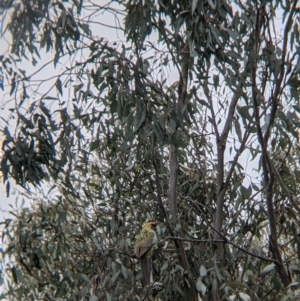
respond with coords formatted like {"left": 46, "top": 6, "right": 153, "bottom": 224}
{"left": 134, "top": 222, "right": 158, "bottom": 286}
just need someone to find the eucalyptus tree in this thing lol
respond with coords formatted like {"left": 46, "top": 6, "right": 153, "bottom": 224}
{"left": 1, "top": 0, "right": 300, "bottom": 300}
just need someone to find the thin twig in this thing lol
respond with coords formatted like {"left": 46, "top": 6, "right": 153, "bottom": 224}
{"left": 164, "top": 235, "right": 279, "bottom": 264}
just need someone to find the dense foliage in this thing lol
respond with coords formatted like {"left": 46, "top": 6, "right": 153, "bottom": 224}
{"left": 0, "top": 0, "right": 300, "bottom": 300}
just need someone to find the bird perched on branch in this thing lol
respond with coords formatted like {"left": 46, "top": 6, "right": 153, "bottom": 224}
{"left": 134, "top": 222, "right": 158, "bottom": 286}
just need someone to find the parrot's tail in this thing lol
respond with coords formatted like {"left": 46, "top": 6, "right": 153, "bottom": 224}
{"left": 141, "top": 257, "right": 153, "bottom": 286}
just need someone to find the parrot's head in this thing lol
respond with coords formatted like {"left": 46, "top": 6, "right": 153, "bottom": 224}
{"left": 143, "top": 221, "right": 158, "bottom": 231}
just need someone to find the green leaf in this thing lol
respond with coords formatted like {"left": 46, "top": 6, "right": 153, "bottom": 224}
{"left": 213, "top": 74, "right": 219, "bottom": 91}
{"left": 208, "top": 0, "right": 217, "bottom": 9}
{"left": 161, "top": 261, "right": 168, "bottom": 273}
{"left": 90, "top": 140, "right": 100, "bottom": 152}
{"left": 252, "top": 183, "right": 260, "bottom": 191}
{"left": 297, "top": 235, "right": 300, "bottom": 262}
{"left": 121, "top": 265, "right": 128, "bottom": 279}
{"left": 240, "top": 185, "right": 252, "bottom": 198}
{"left": 18, "top": 114, "right": 34, "bottom": 129}
{"left": 6, "top": 181, "right": 10, "bottom": 197}
{"left": 80, "top": 274, "right": 90, "bottom": 283}
{"left": 225, "top": 281, "right": 249, "bottom": 289}
{"left": 170, "top": 119, "right": 176, "bottom": 131}
{"left": 234, "top": 118, "right": 242, "bottom": 141}
{"left": 74, "top": 83, "right": 84, "bottom": 94}
{"left": 106, "top": 292, "right": 112, "bottom": 301}
{"left": 287, "top": 282, "right": 300, "bottom": 289}
{"left": 192, "top": 0, "right": 198, "bottom": 14}
{"left": 196, "top": 277, "right": 206, "bottom": 294}
{"left": 11, "top": 267, "right": 18, "bottom": 284}
{"left": 44, "top": 96, "right": 58, "bottom": 100}
{"left": 111, "top": 271, "right": 120, "bottom": 284}
{"left": 136, "top": 109, "right": 146, "bottom": 131}
{"left": 239, "top": 292, "right": 251, "bottom": 301}
{"left": 199, "top": 265, "right": 207, "bottom": 277}
{"left": 56, "top": 78, "right": 63, "bottom": 95}
{"left": 79, "top": 22, "right": 91, "bottom": 35}
{"left": 237, "top": 106, "right": 252, "bottom": 122}
{"left": 260, "top": 263, "right": 275, "bottom": 277}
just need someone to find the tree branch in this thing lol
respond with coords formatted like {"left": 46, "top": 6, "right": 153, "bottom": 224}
{"left": 169, "top": 144, "right": 178, "bottom": 225}
{"left": 152, "top": 160, "right": 196, "bottom": 299}
{"left": 165, "top": 39, "right": 198, "bottom": 300}
{"left": 223, "top": 121, "right": 251, "bottom": 191}
{"left": 203, "top": 81, "right": 220, "bottom": 140}
{"left": 264, "top": 0, "right": 298, "bottom": 144}
{"left": 251, "top": 31, "right": 291, "bottom": 288}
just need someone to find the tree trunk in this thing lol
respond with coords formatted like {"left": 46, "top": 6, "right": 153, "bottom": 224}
{"left": 166, "top": 39, "right": 197, "bottom": 300}
{"left": 169, "top": 144, "right": 197, "bottom": 301}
